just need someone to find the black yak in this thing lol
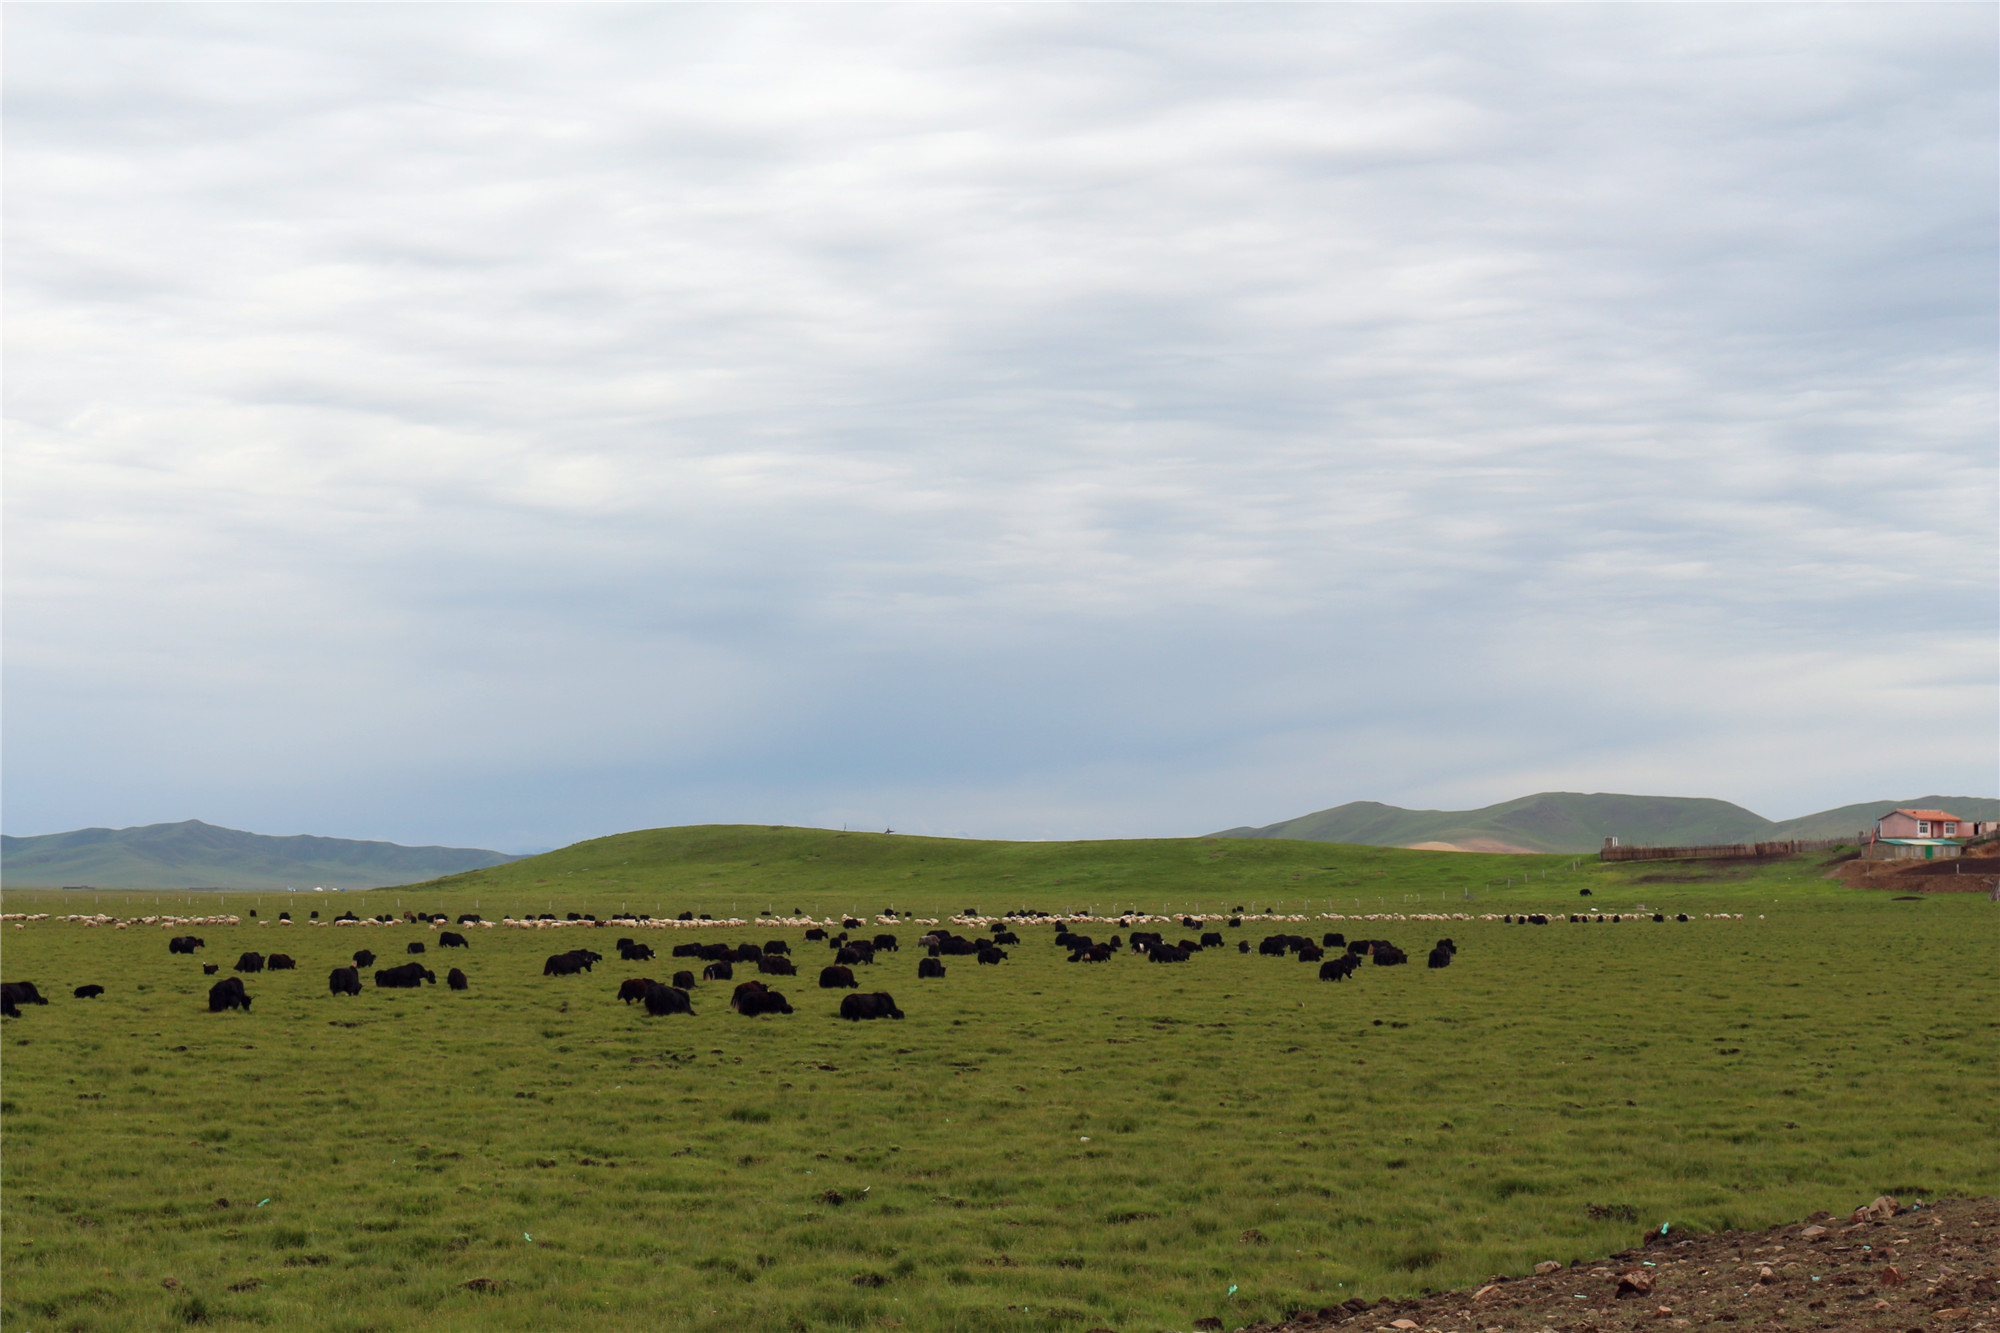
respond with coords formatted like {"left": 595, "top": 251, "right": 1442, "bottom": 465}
{"left": 840, "top": 992, "right": 904, "bottom": 1021}
{"left": 208, "top": 977, "right": 252, "bottom": 1012}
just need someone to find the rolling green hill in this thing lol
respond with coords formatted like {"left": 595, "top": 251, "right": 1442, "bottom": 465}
{"left": 1767, "top": 796, "right": 2000, "bottom": 840}
{"left": 396, "top": 823, "right": 1588, "bottom": 922}
{"left": 0, "top": 819, "right": 518, "bottom": 889}
{"left": 1212, "top": 791, "right": 2000, "bottom": 853}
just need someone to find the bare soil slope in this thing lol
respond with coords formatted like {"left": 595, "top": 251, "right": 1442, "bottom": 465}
{"left": 1240, "top": 1196, "right": 1997, "bottom": 1333}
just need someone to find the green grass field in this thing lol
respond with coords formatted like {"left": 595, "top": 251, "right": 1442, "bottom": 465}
{"left": 2, "top": 829, "right": 1995, "bottom": 1333}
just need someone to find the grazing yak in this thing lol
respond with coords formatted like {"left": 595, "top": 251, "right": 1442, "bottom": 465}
{"left": 73, "top": 984, "right": 106, "bottom": 999}
{"left": 976, "top": 947, "right": 1007, "bottom": 966}
{"left": 266, "top": 954, "right": 296, "bottom": 970}
{"left": 917, "top": 957, "right": 946, "bottom": 978}
{"left": 757, "top": 955, "right": 797, "bottom": 976}
{"left": 439, "top": 931, "right": 469, "bottom": 949}
{"left": 732, "top": 984, "right": 794, "bottom": 1016}
{"left": 202, "top": 963, "right": 219, "bottom": 975}
{"left": 406, "top": 942, "right": 427, "bottom": 954}
{"left": 544, "top": 949, "right": 600, "bottom": 977}
{"left": 872, "top": 933, "right": 899, "bottom": 953}
{"left": 616, "top": 978, "right": 655, "bottom": 1003}
{"left": 352, "top": 949, "right": 377, "bottom": 968}
{"left": 617, "top": 941, "right": 655, "bottom": 962}
{"left": 2, "top": 981, "right": 50, "bottom": 1016}
{"left": 733, "top": 943, "right": 764, "bottom": 963}
{"left": 834, "top": 946, "right": 870, "bottom": 967}
{"left": 233, "top": 952, "right": 265, "bottom": 974}
{"left": 763, "top": 939, "right": 791, "bottom": 956}
{"left": 208, "top": 977, "right": 252, "bottom": 1012}
{"left": 819, "top": 965, "right": 859, "bottom": 989}
{"left": 840, "top": 992, "right": 904, "bottom": 1021}
{"left": 641, "top": 982, "right": 694, "bottom": 1016}
{"left": 168, "top": 935, "right": 205, "bottom": 954}
{"left": 804, "top": 928, "right": 827, "bottom": 942}
{"left": 672, "top": 970, "right": 698, "bottom": 990}
{"left": 1427, "top": 946, "right": 1453, "bottom": 968}
{"left": 1323, "top": 932, "right": 1346, "bottom": 948}
{"left": 374, "top": 962, "right": 435, "bottom": 988}
{"left": 702, "top": 960, "right": 734, "bottom": 982}
{"left": 1318, "top": 955, "right": 1358, "bottom": 982}
{"left": 328, "top": 966, "right": 362, "bottom": 996}
{"left": 446, "top": 968, "right": 468, "bottom": 991}
{"left": 1200, "top": 932, "right": 1224, "bottom": 949}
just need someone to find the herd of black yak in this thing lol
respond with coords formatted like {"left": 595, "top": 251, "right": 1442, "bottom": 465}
{"left": 0, "top": 904, "right": 1698, "bottom": 1019}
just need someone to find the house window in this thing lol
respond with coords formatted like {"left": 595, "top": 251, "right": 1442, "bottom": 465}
{"left": 1942, "top": 822, "right": 1957, "bottom": 835}
{"left": 1917, "top": 821, "right": 1931, "bottom": 836}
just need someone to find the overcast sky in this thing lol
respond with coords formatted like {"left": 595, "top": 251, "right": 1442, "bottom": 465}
{"left": 6, "top": 5, "right": 1995, "bottom": 851}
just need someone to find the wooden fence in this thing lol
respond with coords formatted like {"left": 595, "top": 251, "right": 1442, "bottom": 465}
{"left": 1598, "top": 836, "right": 1858, "bottom": 863}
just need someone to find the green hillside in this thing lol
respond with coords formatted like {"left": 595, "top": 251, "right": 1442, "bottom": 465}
{"left": 1214, "top": 790, "right": 2000, "bottom": 853}
{"left": 407, "top": 823, "right": 1577, "bottom": 920}
{"left": 0, "top": 819, "right": 518, "bottom": 890}
{"left": 1213, "top": 791, "right": 1769, "bottom": 852}
{"left": 1769, "top": 796, "right": 2000, "bottom": 840}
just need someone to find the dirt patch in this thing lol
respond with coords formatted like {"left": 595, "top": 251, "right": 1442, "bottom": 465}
{"left": 1830, "top": 858, "right": 2000, "bottom": 894}
{"left": 1402, "top": 841, "right": 1545, "bottom": 855}
{"left": 1245, "top": 1195, "right": 1997, "bottom": 1333}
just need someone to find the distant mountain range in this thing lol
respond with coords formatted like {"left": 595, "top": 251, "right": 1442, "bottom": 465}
{"left": 1, "top": 820, "right": 520, "bottom": 890}
{"left": 1213, "top": 792, "right": 2000, "bottom": 854}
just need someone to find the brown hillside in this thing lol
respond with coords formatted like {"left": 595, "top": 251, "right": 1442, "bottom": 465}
{"left": 1234, "top": 1195, "right": 1996, "bottom": 1333}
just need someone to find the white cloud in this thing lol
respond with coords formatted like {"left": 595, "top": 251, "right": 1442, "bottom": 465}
{"left": 4, "top": 5, "right": 1994, "bottom": 848}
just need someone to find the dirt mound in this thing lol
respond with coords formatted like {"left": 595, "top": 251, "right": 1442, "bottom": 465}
{"left": 1402, "top": 840, "right": 1544, "bottom": 855}
{"left": 1830, "top": 858, "right": 2000, "bottom": 893}
{"left": 1244, "top": 1195, "right": 1997, "bottom": 1333}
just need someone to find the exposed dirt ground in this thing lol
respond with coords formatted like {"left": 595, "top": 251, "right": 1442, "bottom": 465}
{"left": 1830, "top": 855, "right": 2000, "bottom": 894}
{"left": 1239, "top": 1196, "right": 1999, "bottom": 1333}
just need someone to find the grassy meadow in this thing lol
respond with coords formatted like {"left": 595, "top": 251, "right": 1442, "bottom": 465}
{"left": 2, "top": 828, "right": 1995, "bottom": 1333}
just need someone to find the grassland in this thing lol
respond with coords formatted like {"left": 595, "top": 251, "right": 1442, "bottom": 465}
{"left": 1, "top": 829, "right": 1994, "bottom": 1333}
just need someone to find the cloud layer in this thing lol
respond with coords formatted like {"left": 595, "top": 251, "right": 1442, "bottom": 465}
{"left": 6, "top": 7, "right": 1994, "bottom": 848}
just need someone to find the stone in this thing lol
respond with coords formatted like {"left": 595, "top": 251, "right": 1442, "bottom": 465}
{"left": 1389, "top": 1322, "right": 1420, "bottom": 1331}
{"left": 1616, "top": 1270, "right": 1655, "bottom": 1297}
{"left": 1799, "top": 1225, "right": 1829, "bottom": 1240}
{"left": 1879, "top": 1265, "right": 1905, "bottom": 1287}
{"left": 1473, "top": 1284, "right": 1500, "bottom": 1300}
{"left": 1757, "top": 1266, "right": 1777, "bottom": 1284}
{"left": 1535, "top": 1260, "right": 1563, "bottom": 1275}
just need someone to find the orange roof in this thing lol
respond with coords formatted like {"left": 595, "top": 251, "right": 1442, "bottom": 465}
{"left": 1888, "top": 808, "right": 1964, "bottom": 822}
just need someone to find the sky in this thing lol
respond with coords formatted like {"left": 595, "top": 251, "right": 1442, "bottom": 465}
{"left": 5, "top": 5, "right": 1995, "bottom": 852}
